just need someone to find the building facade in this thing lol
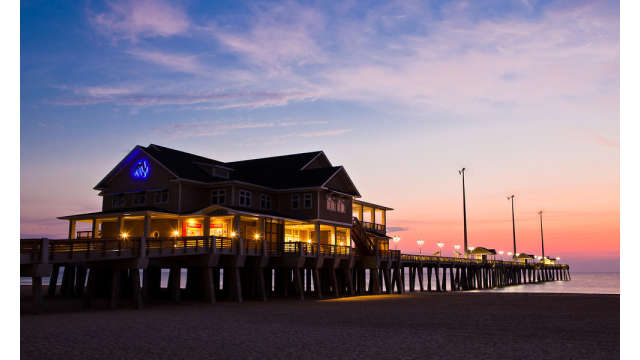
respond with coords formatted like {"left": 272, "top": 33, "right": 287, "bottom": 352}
{"left": 60, "top": 144, "right": 391, "bottom": 254}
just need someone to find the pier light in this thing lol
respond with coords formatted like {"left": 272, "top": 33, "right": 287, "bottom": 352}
{"left": 468, "top": 246, "right": 475, "bottom": 251}
{"left": 454, "top": 245, "right": 461, "bottom": 250}
{"left": 437, "top": 242, "right": 444, "bottom": 256}
{"left": 516, "top": 253, "right": 520, "bottom": 257}
{"left": 392, "top": 235, "right": 401, "bottom": 250}
{"left": 556, "top": 257, "right": 560, "bottom": 261}
{"left": 417, "top": 239, "right": 424, "bottom": 254}
{"left": 498, "top": 250, "right": 504, "bottom": 255}
{"left": 507, "top": 252, "right": 513, "bottom": 257}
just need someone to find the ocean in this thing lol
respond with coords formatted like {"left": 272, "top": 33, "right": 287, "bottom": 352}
{"left": 21, "top": 270, "right": 619, "bottom": 295}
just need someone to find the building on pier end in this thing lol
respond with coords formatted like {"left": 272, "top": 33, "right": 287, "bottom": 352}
{"left": 467, "top": 247, "right": 497, "bottom": 261}
{"left": 58, "top": 144, "right": 392, "bottom": 255}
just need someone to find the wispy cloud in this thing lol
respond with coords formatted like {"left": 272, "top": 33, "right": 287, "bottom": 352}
{"left": 153, "top": 120, "right": 330, "bottom": 140}
{"left": 90, "top": 0, "right": 190, "bottom": 42}
{"left": 49, "top": 87, "right": 312, "bottom": 107}
{"left": 126, "top": 49, "right": 206, "bottom": 74}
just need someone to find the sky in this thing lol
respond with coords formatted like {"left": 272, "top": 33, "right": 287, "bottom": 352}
{"left": 20, "top": 0, "right": 619, "bottom": 272}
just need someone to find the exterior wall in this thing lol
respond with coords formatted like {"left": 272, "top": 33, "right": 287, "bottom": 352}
{"left": 101, "top": 152, "right": 178, "bottom": 212}
{"left": 276, "top": 190, "right": 317, "bottom": 219}
{"left": 318, "top": 190, "right": 353, "bottom": 225}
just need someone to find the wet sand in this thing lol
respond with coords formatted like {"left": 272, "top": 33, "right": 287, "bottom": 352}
{"left": 21, "top": 289, "right": 619, "bottom": 360}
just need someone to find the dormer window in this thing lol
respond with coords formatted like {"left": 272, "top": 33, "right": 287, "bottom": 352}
{"left": 239, "top": 190, "right": 252, "bottom": 207}
{"left": 211, "top": 189, "right": 226, "bottom": 205}
{"left": 212, "top": 167, "right": 230, "bottom": 179}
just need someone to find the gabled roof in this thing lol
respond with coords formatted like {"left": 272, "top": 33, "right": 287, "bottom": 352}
{"left": 95, "top": 145, "right": 360, "bottom": 196}
{"left": 468, "top": 247, "right": 497, "bottom": 255}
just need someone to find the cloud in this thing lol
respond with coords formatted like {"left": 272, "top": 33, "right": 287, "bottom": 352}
{"left": 90, "top": 0, "right": 190, "bottom": 42}
{"left": 126, "top": 49, "right": 205, "bottom": 74}
{"left": 49, "top": 87, "right": 312, "bottom": 107}
{"left": 153, "top": 120, "right": 330, "bottom": 140}
{"left": 387, "top": 226, "right": 409, "bottom": 232}
{"left": 208, "top": 2, "right": 326, "bottom": 73}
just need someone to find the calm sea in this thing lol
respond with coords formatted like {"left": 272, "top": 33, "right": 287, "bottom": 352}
{"left": 21, "top": 270, "right": 619, "bottom": 295}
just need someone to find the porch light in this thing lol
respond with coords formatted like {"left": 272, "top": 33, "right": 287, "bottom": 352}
{"left": 172, "top": 230, "right": 179, "bottom": 237}
{"left": 120, "top": 232, "right": 128, "bottom": 239}
{"left": 339, "top": 241, "right": 345, "bottom": 246}
{"left": 230, "top": 231, "right": 237, "bottom": 238}
{"left": 307, "top": 239, "right": 311, "bottom": 244}
{"left": 254, "top": 233, "right": 260, "bottom": 240}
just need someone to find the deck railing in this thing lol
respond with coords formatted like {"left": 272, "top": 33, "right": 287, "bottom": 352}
{"left": 361, "top": 221, "right": 386, "bottom": 234}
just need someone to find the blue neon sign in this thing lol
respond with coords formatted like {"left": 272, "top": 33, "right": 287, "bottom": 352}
{"left": 131, "top": 159, "right": 150, "bottom": 179}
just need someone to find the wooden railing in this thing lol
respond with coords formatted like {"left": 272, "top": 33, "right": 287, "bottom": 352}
{"left": 361, "top": 221, "right": 386, "bottom": 234}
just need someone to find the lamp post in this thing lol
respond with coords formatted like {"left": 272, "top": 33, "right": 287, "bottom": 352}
{"left": 417, "top": 239, "right": 424, "bottom": 254}
{"left": 507, "top": 194, "right": 517, "bottom": 255}
{"left": 498, "top": 250, "right": 504, "bottom": 260}
{"left": 392, "top": 235, "right": 400, "bottom": 250}
{"left": 507, "top": 251, "right": 513, "bottom": 260}
{"left": 538, "top": 210, "right": 545, "bottom": 259}
{"left": 454, "top": 244, "right": 461, "bottom": 258}
{"left": 437, "top": 242, "right": 444, "bottom": 256}
{"left": 459, "top": 168, "right": 468, "bottom": 255}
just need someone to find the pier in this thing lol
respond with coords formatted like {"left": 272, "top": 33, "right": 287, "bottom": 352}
{"left": 20, "top": 235, "right": 570, "bottom": 313}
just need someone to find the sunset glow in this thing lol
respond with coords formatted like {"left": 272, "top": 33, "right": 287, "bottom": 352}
{"left": 20, "top": 0, "right": 619, "bottom": 272}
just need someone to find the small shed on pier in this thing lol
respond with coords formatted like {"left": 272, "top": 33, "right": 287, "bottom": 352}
{"left": 467, "top": 247, "right": 496, "bottom": 261}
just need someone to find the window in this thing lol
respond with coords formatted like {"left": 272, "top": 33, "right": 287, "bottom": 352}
{"left": 303, "top": 193, "right": 312, "bottom": 209}
{"left": 211, "top": 189, "right": 226, "bottom": 205}
{"left": 337, "top": 199, "right": 346, "bottom": 213}
{"left": 153, "top": 190, "right": 169, "bottom": 204}
{"left": 260, "top": 194, "right": 272, "bottom": 210}
{"left": 326, "top": 196, "right": 337, "bottom": 211}
{"left": 239, "top": 190, "right": 252, "bottom": 207}
{"left": 291, "top": 194, "right": 300, "bottom": 209}
{"left": 112, "top": 194, "right": 125, "bottom": 208}
{"left": 132, "top": 192, "right": 146, "bottom": 206}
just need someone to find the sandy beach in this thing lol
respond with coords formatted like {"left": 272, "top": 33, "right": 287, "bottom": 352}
{"left": 21, "top": 288, "right": 619, "bottom": 360}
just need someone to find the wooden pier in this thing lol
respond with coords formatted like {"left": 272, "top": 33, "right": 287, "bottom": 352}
{"left": 20, "top": 237, "right": 570, "bottom": 313}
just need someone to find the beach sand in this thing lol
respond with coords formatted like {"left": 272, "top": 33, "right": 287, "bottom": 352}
{"left": 21, "top": 288, "right": 619, "bottom": 360}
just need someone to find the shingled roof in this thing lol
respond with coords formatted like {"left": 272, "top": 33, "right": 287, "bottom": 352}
{"left": 96, "top": 144, "right": 360, "bottom": 196}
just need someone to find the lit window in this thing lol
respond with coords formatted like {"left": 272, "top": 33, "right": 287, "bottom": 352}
{"left": 132, "top": 192, "right": 146, "bottom": 206}
{"left": 260, "top": 194, "right": 272, "bottom": 210}
{"left": 239, "top": 190, "right": 252, "bottom": 207}
{"left": 303, "top": 193, "right": 312, "bottom": 209}
{"left": 154, "top": 190, "right": 169, "bottom": 204}
{"left": 291, "top": 194, "right": 300, "bottom": 209}
{"left": 337, "top": 199, "right": 346, "bottom": 213}
{"left": 326, "top": 197, "right": 337, "bottom": 211}
{"left": 211, "top": 189, "right": 226, "bottom": 205}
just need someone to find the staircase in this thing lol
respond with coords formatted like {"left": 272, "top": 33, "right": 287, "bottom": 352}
{"left": 351, "top": 217, "right": 375, "bottom": 255}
